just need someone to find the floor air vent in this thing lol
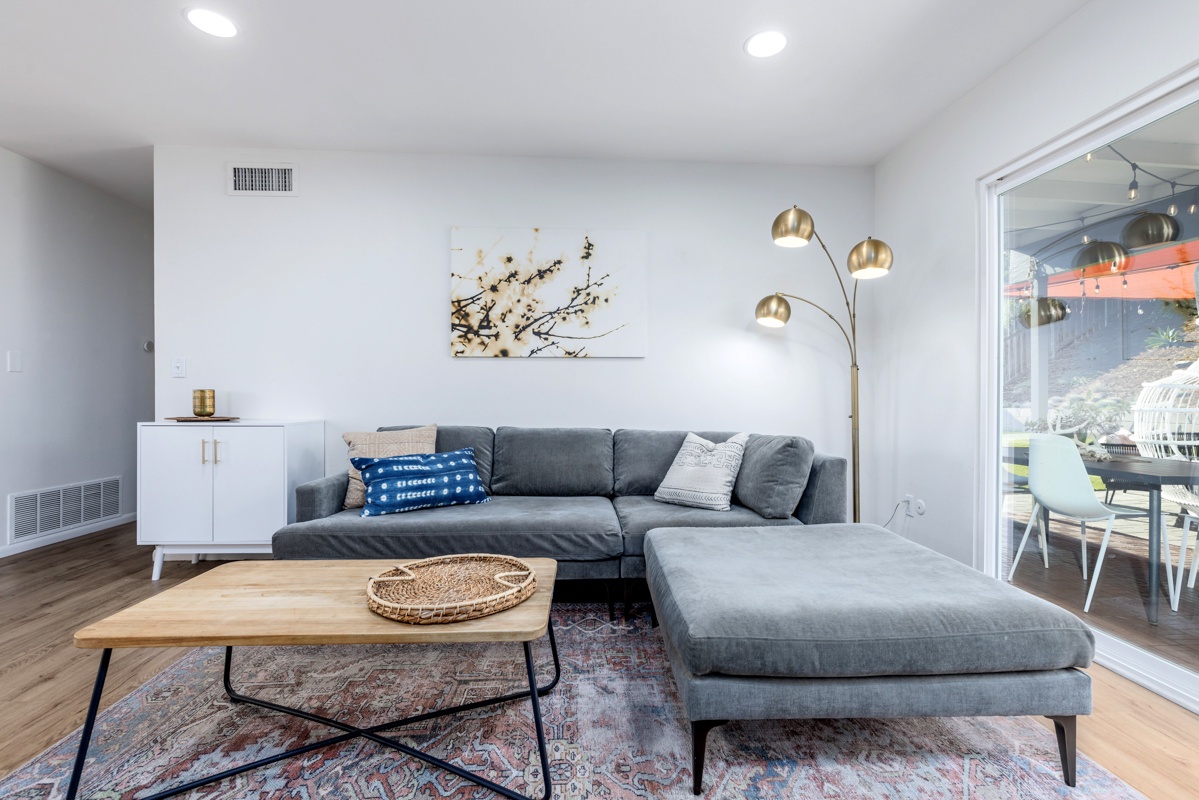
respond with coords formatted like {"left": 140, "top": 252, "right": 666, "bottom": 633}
{"left": 227, "top": 163, "right": 297, "bottom": 196}
{"left": 8, "top": 477, "right": 121, "bottom": 544}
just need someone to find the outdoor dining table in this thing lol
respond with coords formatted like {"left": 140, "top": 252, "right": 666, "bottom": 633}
{"left": 1007, "top": 448, "right": 1199, "bottom": 625}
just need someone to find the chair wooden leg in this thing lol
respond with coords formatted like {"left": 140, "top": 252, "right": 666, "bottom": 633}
{"left": 1084, "top": 516, "right": 1115, "bottom": 613}
{"left": 1009, "top": 503, "right": 1041, "bottom": 582}
{"left": 691, "top": 720, "right": 727, "bottom": 795}
{"left": 1048, "top": 715, "right": 1077, "bottom": 787}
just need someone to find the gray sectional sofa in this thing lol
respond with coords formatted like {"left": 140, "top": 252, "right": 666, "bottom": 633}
{"left": 272, "top": 425, "right": 848, "bottom": 579}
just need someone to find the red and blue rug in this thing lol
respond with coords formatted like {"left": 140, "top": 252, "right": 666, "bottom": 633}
{"left": 1, "top": 605, "right": 1142, "bottom": 799}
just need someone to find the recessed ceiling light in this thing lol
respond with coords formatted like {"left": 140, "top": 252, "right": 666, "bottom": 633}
{"left": 745, "top": 31, "right": 787, "bottom": 58}
{"left": 186, "top": 8, "right": 238, "bottom": 38}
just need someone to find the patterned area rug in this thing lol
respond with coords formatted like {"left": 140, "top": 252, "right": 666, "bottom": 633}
{"left": 2, "top": 605, "right": 1143, "bottom": 799}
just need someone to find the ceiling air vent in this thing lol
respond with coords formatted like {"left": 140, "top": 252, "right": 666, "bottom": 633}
{"left": 226, "top": 163, "right": 297, "bottom": 196}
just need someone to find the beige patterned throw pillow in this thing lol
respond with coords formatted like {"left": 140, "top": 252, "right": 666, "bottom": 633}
{"left": 655, "top": 432, "right": 750, "bottom": 511}
{"left": 342, "top": 425, "right": 438, "bottom": 509}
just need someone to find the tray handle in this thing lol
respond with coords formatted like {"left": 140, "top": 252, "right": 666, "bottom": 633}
{"left": 367, "top": 565, "right": 417, "bottom": 590}
{"left": 494, "top": 569, "right": 533, "bottom": 589}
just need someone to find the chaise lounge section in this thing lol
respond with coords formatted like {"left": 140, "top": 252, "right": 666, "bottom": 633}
{"left": 644, "top": 524, "right": 1095, "bottom": 793}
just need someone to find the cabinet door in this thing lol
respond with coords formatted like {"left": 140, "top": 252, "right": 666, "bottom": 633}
{"left": 139, "top": 426, "right": 214, "bottom": 543}
{"left": 212, "top": 426, "right": 286, "bottom": 543}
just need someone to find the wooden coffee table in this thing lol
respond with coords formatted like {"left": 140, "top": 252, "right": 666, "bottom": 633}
{"left": 67, "top": 558, "right": 560, "bottom": 800}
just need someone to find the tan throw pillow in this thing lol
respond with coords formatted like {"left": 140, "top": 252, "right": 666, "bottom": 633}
{"left": 655, "top": 432, "right": 749, "bottom": 511}
{"left": 342, "top": 425, "right": 438, "bottom": 509}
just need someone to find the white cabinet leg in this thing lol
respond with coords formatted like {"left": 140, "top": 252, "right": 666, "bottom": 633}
{"left": 151, "top": 547, "right": 165, "bottom": 581}
{"left": 191, "top": 553, "right": 199, "bottom": 565}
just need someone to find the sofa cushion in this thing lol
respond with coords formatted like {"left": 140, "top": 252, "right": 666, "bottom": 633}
{"left": 654, "top": 432, "right": 749, "bottom": 511}
{"left": 490, "top": 426, "right": 613, "bottom": 496}
{"left": 613, "top": 429, "right": 739, "bottom": 496}
{"left": 355, "top": 448, "right": 490, "bottom": 516}
{"left": 645, "top": 524, "right": 1095, "bottom": 679}
{"left": 733, "top": 434, "right": 816, "bottom": 519}
{"left": 613, "top": 495, "right": 800, "bottom": 556}
{"left": 273, "top": 495, "right": 622, "bottom": 561}
{"left": 342, "top": 426, "right": 437, "bottom": 509}
{"left": 378, "top": 425, "right": 495, "bottom": 489}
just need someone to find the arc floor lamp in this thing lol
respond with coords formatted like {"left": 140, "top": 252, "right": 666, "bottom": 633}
{"left": 755, "top": 206, "right": 894, "bottom": 523}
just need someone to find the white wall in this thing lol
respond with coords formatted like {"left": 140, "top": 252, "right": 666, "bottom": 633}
{"left": 0, "top": 146, "right": 154, "bottom": 539}
{"left": 866, "top": 0, "right": 1199, "bottom": 563}
{"left": 154, "top": 147, "right": 874, "bottom": 481}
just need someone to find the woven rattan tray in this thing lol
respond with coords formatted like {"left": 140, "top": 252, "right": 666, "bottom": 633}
{"left": 366, "top": 553, "right": 537, "bottom": 624}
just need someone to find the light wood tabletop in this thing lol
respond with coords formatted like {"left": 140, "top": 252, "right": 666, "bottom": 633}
{"left": 74, "top": 558, "right": 558, "bottom": 649}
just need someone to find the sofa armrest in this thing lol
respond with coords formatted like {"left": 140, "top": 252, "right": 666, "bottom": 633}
{"left": 296, "top": 473, "right": 349, "bottom": 522}
{"left": 795, "top": 452, "right": 848, "bottom": 524}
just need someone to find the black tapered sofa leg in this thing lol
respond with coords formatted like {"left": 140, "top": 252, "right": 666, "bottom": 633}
{"left": 691, "top": 719, "right": 727, "bottom": 795}
{"left": 1047, "top": 715, "right": 1077, "bottom": 786}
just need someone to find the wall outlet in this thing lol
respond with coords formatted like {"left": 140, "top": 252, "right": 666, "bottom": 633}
{"left": 904, "top": 494, "right": 915, "bottom": 517}
{"left": 171, "top": 357, "right": 186, "bottom": 378}
{"left": 6, "top": 350, "right": 21, "bottom": 372}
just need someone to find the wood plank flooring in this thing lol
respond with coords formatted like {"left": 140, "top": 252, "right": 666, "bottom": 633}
{"left": 3, "top": 523, "right": 1199, "bottom": 798}
{"left": 0, "top": 523, "right": 216, "bottom": 775}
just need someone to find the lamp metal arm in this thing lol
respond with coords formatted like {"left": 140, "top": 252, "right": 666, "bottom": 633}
{"left": 775, "top": 292, "right": 856, "bottom": 365}
{"left": 812, "top": 229, "right": 857, "bottom": 343}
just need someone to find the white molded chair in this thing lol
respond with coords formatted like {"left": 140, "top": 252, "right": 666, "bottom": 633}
{"left": 1008, "top": 435, "right": 1170, "bottom": 613}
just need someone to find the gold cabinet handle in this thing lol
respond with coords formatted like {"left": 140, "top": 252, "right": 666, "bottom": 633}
{"left": 213, "top": 439, "right": 220, "bottom": 464}
{"left": 201, "top": 439, "right": 208, "bottom": 464}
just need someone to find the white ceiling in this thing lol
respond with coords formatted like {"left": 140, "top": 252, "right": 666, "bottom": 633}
{"left": 0, "top": 0, "right": 1093, "bottom": 210}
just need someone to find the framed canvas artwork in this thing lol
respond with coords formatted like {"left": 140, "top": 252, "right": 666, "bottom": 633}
{"left": 450, "top": 227, "right": 647, "bottom": 358}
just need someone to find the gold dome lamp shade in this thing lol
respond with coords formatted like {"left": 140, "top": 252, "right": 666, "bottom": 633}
{"left": 1071, "top": 240, "right": 1129, "bottom": 272}
{"left": 755, "top": 294, "right": 792, "bottom": 327}
{"left": 1120, "top": 211, "right": 1181, "bottom": 250}
{"left": 771, "top": 206, "right": 814, "bottom": 248}
{"left": 846, "top": 237, "right": 894, "bottom": 280}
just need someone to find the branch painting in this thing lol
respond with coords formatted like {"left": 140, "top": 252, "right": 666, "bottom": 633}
{"left": 450, "top": 227, "right": 647, "bottom": 357}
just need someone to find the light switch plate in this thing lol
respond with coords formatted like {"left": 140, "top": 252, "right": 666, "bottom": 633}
{"left": 171, "top": 357, "right": 186, "bottom": 378}
{"left": 6, "top": 351, "right": 21, "bottom": 372}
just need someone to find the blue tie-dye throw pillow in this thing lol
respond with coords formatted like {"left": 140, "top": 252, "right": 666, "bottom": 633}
{"left": 352, "top": 447, "right": 491, "bottom": 516}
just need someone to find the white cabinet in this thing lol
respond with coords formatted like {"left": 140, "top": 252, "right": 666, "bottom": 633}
{"left": 137, "top": 420, "right": 324, "bottom": 579}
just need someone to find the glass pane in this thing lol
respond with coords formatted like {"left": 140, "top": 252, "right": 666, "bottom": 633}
{"left": 998, "top": 100, "right": 1199, "bottom": 674}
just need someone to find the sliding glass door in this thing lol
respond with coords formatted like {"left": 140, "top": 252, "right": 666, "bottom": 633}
{"left": 998, "top": 100, "right": 1199, "bottom": 675}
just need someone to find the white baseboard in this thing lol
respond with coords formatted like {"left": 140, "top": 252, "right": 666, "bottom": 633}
{"left": 1093, "top": 628, "right": 1199, "bottom": 714}
{"left": 0, "top": 513, "right": 136, "bottom": 559}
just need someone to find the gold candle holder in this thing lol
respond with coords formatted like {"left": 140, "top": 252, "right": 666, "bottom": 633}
{"left": 192, "top": 389, "right": 216, "bottom": 417}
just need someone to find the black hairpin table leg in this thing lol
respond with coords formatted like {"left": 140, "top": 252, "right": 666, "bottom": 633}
{"left": 65, "top": 648, "right": 111, "bottom": 800}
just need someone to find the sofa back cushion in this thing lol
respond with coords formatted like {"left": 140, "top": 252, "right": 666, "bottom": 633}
{"left": 377, "top": 425, "right": 496, "bottom": 489}
{"left": 490, "top": 426, "right": 614, "bottom": 496}
{"left": 613, "top": 430, "right": 739, "bottom": 496}
{"left": 733, "top": 434, "right": 816, "bottom": 519}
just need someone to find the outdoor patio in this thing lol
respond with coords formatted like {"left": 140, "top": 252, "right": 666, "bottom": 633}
{"left": 1004, "top": 489, "right": 1199, "bottom": 672}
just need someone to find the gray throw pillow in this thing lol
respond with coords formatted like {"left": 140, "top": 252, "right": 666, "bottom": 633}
{"left": 734, "top": 434, "right": 816, "bottom": 519}
{"left": 654, "top": 432, "right": 749, "bottom": 511}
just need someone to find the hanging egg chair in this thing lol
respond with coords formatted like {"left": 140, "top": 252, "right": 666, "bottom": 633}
{"left": 1133, "top": 363, "right": 1199, "bottom": 511}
